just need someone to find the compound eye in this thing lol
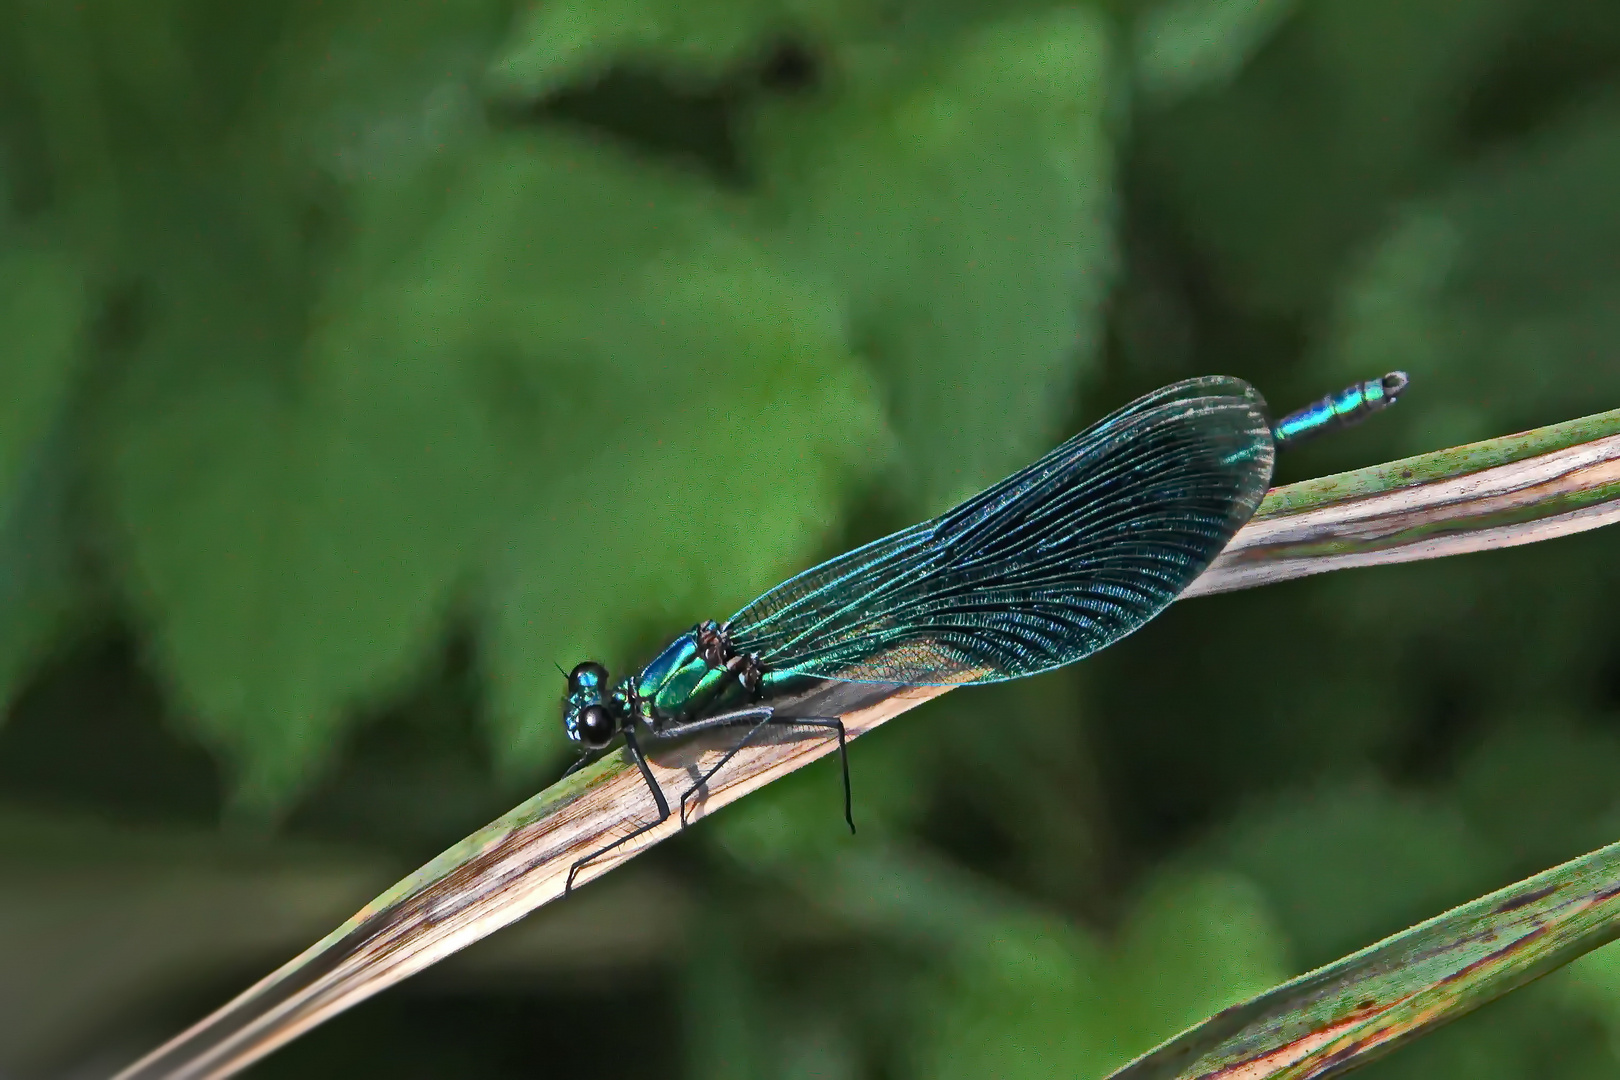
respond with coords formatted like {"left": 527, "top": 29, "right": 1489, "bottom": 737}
{"left": 568, "top": 661, "right": 610, "bottom": 693}
{"left": 577, "top": 704, "right": 616, "bottom": 749}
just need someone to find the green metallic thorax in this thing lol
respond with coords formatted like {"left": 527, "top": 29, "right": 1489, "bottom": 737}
{"left": 616, "top": 629, "right": 812, "bottom": 728}
{"left": 621, "top": 631, "right": 748, "bottom": 724}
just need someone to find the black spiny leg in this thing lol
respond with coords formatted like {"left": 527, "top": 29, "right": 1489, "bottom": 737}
{"left": 676, "top": 712, "right": 854, "bottom": 833}
{"left": 566, "top": 726, "right": 670, "bottom": 895}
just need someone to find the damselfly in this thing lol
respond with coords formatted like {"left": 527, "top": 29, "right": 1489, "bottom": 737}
{"left": 560, "top": 372, "right": 1407, "bottom": 891}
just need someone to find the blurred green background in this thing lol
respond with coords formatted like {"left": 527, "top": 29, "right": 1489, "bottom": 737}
{"left": 5, "top": 0, "right": 1620, "bottom": 1076}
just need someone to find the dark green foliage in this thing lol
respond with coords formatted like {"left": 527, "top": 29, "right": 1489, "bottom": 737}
{"left": 3, "top": 0, "right": 1620, "bottom": 1076}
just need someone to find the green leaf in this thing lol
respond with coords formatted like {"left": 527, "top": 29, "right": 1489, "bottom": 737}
{"left": 0, "top": 241, "right": 89, "bottom": 717}
{"left": 249, "top": 0, "right": 508, "bottom": 181}
{"left": 1206, "top": 779, "right": 1500, "bottom": 968}
{"left": 103, "top": 373, "right": 506, "bottom": 814}
{"left": 0, "top": 241, "right": 85, "bottom": 518}
{"left": 1318, "top": 95, "right": 1620, "bottom": 449}
{"left": 331, "top": 130, "right": 891, "bottom": 776}
{"left": 1565, "top": 941, "right": 1620, "bottom": 1063}
{"left": 478, "top": 196, "right": 892, "bottom": 770}
{"left": 1138, "top": 0, "right": 1523, "bottom": 313}
{"left": 95, "top": 116, "right": 885, "bottom": 787}
{"left": 1132, "top": 0, "right": 1298, "bottom": 105}
{"left": 0, "top": 444, "right": 92, "bottom": 722}
{"left": 1451, "top": 715, "right": 1620, "bottom": 877}
{"left": 1110, "top": 871, "right": 1291, "bottom": 1048}
{"left": 915, "top": 912, "right": 1108, "bottom": 1080}
{"left": 910, "top": 870, "right": 1286, "bottom": 1080}
{"left": 486, "top": 0, "right": 1096, "bottom": 100}
{"left": 754, "top": 10, "right": 1116, "bottom": 510}
{"left": 98, "top": 215, "right": 511, "bottom": 813}
{"left": 90, "top": 5, "right": 699, "bottom": 808}
{"left": 490, "top": 0, "right": 802, "bottom": 95}
{"left": 681, "top": 911, "right": 768, "bottom": 1080}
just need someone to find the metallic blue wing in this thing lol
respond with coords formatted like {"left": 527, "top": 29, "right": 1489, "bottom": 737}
{"left": 725, "top": 376, "right": 1274, "bottom": 686}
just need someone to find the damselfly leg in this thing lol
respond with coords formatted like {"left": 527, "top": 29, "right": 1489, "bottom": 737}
{"left": 567, "top": 706, "right": 855, "bottom": 889}
{"left": 673, "top": 711, "right": 852, "bottom": 830}
{"left": 565, "top": 726, "right": 669, "bottom": 895}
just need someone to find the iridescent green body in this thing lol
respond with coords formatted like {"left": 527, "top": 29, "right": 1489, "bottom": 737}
{"left": 1271, "top": 371, "right": 1408, "bottom": 449}
{"left": 624, "top": 633, "right": 718, "bottom": 719}
{"left": 617, "top": 631, "right": 799, "bottom": 724}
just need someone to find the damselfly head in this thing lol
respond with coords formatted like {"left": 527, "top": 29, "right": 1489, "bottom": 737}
{"left": 563, "top": 661, "right": 617, "bottom": 748}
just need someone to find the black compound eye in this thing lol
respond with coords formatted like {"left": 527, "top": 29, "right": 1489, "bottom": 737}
{"left": 577, "top": 704, "right": 616, "bottom": 749}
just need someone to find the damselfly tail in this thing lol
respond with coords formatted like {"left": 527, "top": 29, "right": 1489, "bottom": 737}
{"left": 1272, "top": 371, "right": 1409, "bottom": 450}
